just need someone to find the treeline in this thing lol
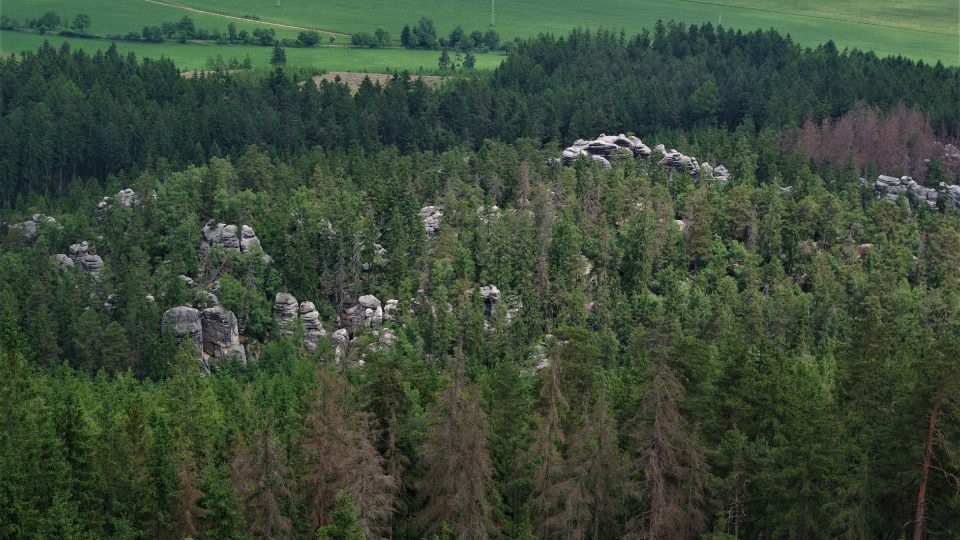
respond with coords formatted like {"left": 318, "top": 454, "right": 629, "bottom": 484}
{"left": 1, "top": 11, "right": 92, "bottom": 34}
{"left": 2, "top": 24, "right": 957, "bottom": 208}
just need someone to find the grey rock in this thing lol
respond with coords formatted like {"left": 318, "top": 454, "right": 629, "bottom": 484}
{"left": 358, "top": 294, "right": 381, "bottom": 310}
{"left": 68, "top": 241, "right": 104, "bottom": 275}
{"left": 162, "top": 306, "right": 203, "bottom": 353}
{"left": 201, "top": 306, "right": 246, "bottom": 368}
{"left": 240, "top": 225, "right": 262, "bottom": 253}
{"left": 299, "top": 301, "right": 326, "bottom": 353}
{"left": 480, "top": 285, "right": 501, "bottom": 317}
{"left": 384, "top": 299, "right": 399, "bottom": 321}
{"left": 420, "top": 206, "right": 443, "bottom": 235}
{"left": 178, "top": 275, "right": 195, "bottom": 288}
{"left": 9, "top": 214, "right": 58, "bottom": 244}
{"left": 659, "top": 149, "right": 701, "bottom": 177}
{"left": 274, "top": 292, "right": 299, "bottom": 336}
{"left": 561, "top": 134, "right": 652, "bottom": 167}
{"left": 52, "top": 253, "right": 74, "bottom": 271}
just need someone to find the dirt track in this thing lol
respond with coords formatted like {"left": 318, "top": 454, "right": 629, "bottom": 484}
{"left": 144, "top": 0, "right": 351, "bottom": 36}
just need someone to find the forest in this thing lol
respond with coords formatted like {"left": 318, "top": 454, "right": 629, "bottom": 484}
{"left": 1, "top": 22, "right": 960, "bottom": 539}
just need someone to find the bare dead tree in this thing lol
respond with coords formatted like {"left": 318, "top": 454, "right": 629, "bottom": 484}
{"left": 170, "top": 447, "right": 205, "bottom": 539}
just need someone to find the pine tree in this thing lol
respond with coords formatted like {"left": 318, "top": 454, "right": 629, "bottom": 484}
{"left": 270, "top": 42, "right": 286, "bottom": 65}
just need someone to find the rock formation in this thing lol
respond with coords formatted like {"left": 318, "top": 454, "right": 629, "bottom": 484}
{"left": 561, "top": 134, "right": 731, "bottom": 180}
{"left": 479, "top": 285, "right": 501, "bottom": 317}
{"left": 162, "top": 306, "right": 203, "bottom": 354}
{"left": 200, "top": 222, "right": 267, "bottom": 259}
{"left": 9, "top": 214, "right": 59, "bottom": 244}
{"left": 341, "top": 294, "right": 385, "bottom": 334}
{"left": 659, "top": 149, "right": 702, "bottom": 177}
{"left": 299, "top": 301, "right": 326, "bottom": 353}
{"left": 96, "top": 188, "right": 140, "bottom": 221}
{"left": 874, "top": 175, "right": 941, "bottom": 208}
{"left": 561, "top": 134, "right": 652, "bottom": 169}
{"left": 420, "top": 206, "right": 443, "bottom": 235}
{"left": 200, "top": 306, "right": 247, "bottom": 368}
{"left": 65, "top": 240, "right": 103, "bottom": 278}
{"left": 273, "top": 292, "right": 300, "bottom": 335}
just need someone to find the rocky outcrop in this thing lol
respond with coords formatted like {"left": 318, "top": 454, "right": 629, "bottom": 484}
{"left": 875, "top": 175, "right": 941, "bottom": 208}
{"left": 341, "top": 295, "right": 384, "bottom": 334}
{"left": 200, "top": 222, "right": 267, "bottom": 259}
{"left": 384, "top": 299, "right": 399, "bottom": 321}
{"left": 273, "top": 293, "right": 299, "bottom": 335}
{"left": 64, "top": 241, "right": 104, "bottom": 277}
{"left": 9, "top": 214, "right": 59, "bottom": 244}
{"left": 659, "top": 149, "right": 701, "bottom": 177}
{"left": 96, "top": 188, "right": 140, "bottom": 221}
{"left": 162, "top": 306, "right": 203, "bottom": 354}
{"left": 480, "top": 285, "right": 501, "bottom": 317}
{"left": 561, "top": 134, "right": 730, "bottom": 180}
{"left": 52, "top": 253, "right": 74, "bottom": 271}
{"left": 562, "top": 134, "right": 652, "bottom": 169}
{"left": 299, "top": 301, "right": 326, "bottom": 353}
{"left": 420, "top": 206, "right": 443, "bottom": 235}
{"left": 332, "top": 328, "right": 350, "bottom": 363}
{"left": 200, "top": 306, "right": 246, "bottom": 369}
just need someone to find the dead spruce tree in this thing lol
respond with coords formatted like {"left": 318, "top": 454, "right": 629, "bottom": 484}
{"left": 624, "top": 360, "right": 707, "bottom": 540}
{"left": 231, "top": 411, "right": 293, "bottom": 539}
{"left": 300, "top": 370, "right": 397, "bottom": 538}
{"left": 415, "top": 356, "right": 497, "bottom": 539}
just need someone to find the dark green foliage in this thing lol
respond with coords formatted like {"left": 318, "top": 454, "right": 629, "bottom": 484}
{"left": 1, "top": 24, "right": 959, "bottom": 539}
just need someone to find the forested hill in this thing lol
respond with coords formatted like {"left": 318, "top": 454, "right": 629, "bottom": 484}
{"left": 1, "top": 23, "right": 958, "bottom": 207}
{"left": 2, "top": 23, "right": 960, "bottom": 540}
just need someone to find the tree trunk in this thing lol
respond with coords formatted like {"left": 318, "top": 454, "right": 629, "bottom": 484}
{"left": 913, "top": 392, "right": 941, "bottom": 540}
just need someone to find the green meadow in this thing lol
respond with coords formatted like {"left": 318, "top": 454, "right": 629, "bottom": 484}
{"left": 2, "top": 0, "right": 958, "bottom": 68}
{"left": 0, "top": 30, "right": 504, "bottom": 73}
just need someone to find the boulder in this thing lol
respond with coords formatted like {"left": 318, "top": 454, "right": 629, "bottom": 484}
{"left": 201, "top": 306, "right": 247, "bottom": 369}
{"left": 358, "top": 295, "right": 381, "bottom": 310}
{"left": 332, "top": 328, "right": 350, "bottom": 363}
{"left": 874, "top": 174, "right": 947, "bottom": 209}
{"left": 659, "top": 149, "right": 701, "bottom": 177}
{"left": 161, "top": 306, "right": 203, "bottom": 353}
{"left": 52, "top": 253, "right": 74, "bottom": 271}
{"left": 273, "top": 293, "right": 299, "bottom": 336}
{"left": 674, "top": 219, "right": 687, "bottom": 232}
{"left": 420, "top": 206, "right": 443, "bottom": 235}
{"left": 240, "top": 225, "right": 262, "bottom": 253}
{"left": 384, "top": 299, "right": 399, "bottom": 321}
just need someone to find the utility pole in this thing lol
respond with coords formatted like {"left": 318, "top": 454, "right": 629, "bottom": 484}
{"left": 491, "top": 0, "right": 495, "bottom": 27}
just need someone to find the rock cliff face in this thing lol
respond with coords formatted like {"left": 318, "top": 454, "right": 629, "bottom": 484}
{"left": 341, "top": 295, "right": 384, "bottom": 334}
{"left": 162, "top": 306, "right": 203, "bottom": 354}
{"left": 299, "top": 301, "right": 326, "bottom": 353}
{"left": 162, "top": 305, "right": 246, "bottom": 371}
{"left": 200, "top": 306, "right": 247, "bottom": 369}
{"left": 273, "top": 293, "right": 300, "bottom": 336}
{"left": 272, "top": 293, "right": 327, "bottom": 352}
{"left": 480, "top": 285, "right": 501, "bottom": 317}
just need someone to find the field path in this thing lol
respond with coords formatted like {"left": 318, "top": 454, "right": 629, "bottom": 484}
{"left": 144, "top": 0, "right": 352, "bottom": 36}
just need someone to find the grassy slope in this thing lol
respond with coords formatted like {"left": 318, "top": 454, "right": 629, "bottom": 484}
{"left": 0, "top": 31, "right": 504, "bottom": 72}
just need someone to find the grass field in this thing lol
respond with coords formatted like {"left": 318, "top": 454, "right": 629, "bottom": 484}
{"left": 0, "top": 30, "right": 505, "bottom": 72}
{"left": 2, "top": 0, "right": 958, "bottom": 67}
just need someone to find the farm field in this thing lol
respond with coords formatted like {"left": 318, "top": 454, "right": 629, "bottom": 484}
{"left": 0, "top": 30, "right": 505, "bottom": 72}
{"left": 2, "top": 0, "right": 958, "bottom": 67}
{"left": 170, "top": 0, "right": 958, "bottom": 64}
